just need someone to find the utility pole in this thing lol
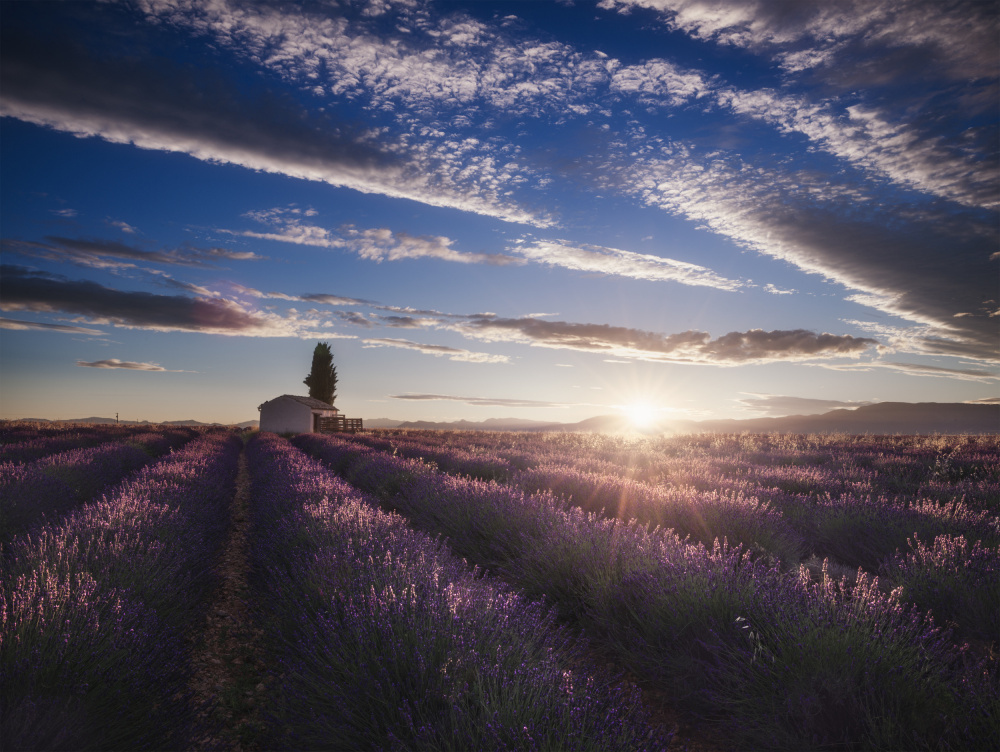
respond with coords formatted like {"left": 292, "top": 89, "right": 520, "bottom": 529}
{"left": 116, "top": 412, "right": 119, "bottom": 425}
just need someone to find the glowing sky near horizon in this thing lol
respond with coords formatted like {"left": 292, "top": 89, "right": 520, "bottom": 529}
{"left": 1, "top": 0, "right": 997, "bottom": 424}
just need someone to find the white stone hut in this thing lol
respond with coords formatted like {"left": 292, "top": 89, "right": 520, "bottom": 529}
{"left": 258, "top": 395, "right": 339, "bottom": 434}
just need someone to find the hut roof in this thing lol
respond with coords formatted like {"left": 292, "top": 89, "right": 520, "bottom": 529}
{"left": 271, "top": 395, "right": 338, "bottom": 411}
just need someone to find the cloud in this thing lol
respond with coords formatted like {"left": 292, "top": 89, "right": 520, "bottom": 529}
{"left": 362, "top": 337, "right": 509, "bottom": 363}
{"left": 721, "top": 92, "right": 998, "bottom": 210}
{"left": 299, "top": 293, "right": 377, "bottom": 308}
{"left": 229, "top": 282, "right": 881, "bottom": 366}
{"left": 763, "top": 283, "right": 796, "bottom": 295}
{"left": 511, "top": 239, "right": 742, "bottom": 289}
{"left": 450, "top": 314, "right": 878, "bottom": 364}
{"left": 342, "top": 227, "right": 519, "bottom": 265}
{"left": 28, "top": 0, "right": 990, "bottom": 231}
{"left": 76, "top": 358, "right": 170, "bottom": 371}
{"left": 966, "top": 397, "right": 1000, "bottom": 405}
{"left": 736, "top": 393, "right": 871, "bottom": 416}
{"left": 108, "top": 220, "right": 138, "bottom": 234}
{"left": 610, "top": 59, "right": 710, "bottom": 106}
{"left": 0, "top": 317, "right": 105, "bottom": 335}
{"left": 599, "top": 5, "right": 998, "bottom": 210}
{"left": 372, "top": 315, "right": 432, "bottom": 329}
{"left": 136, "top": 0, "right": 609, "bottom": 118}
{"left": 843, "top": 319, "right": 1000, "bottom": 364}
{"left": 237, "top": 211, "right": 746, "bottom": 284}
{"left": 1, "top": 236, "right": 263, "bottom": 270}
{"left": 336, "top": 311, "right": 374, "bottom": 328}
{"left": 0, "top": 265, "right": 342, "bottom": 338}
{"left": 820, "top": 360, "right": 998, "bottom": 382}
{"left": 617, "top": 143, "right": 999, "bottom": 361}
{"left": 158, "top": 278, "right": 218, "bottom": 297}
{"left": 605, "top": 53, "right": 997, "bottom": 210}
{"left": 224, "top": 223, "right": 342, "bottom": 251}
{"left": 876, "top": 361, "right": 998, "bottom": 381}
{"left": 390, "top": 393, "right": 576, "bottom": 408}
{"left": 200, "top": 247, "right": 264, "bottom": 262}
{"left": 0, "top": 28, "right": 546, "bottom": 227}
{"left": 230, "top": 211, "right": 520, "bottom": 264}
{"left": 597, "top": 0, "right": 998, "bottom": 84}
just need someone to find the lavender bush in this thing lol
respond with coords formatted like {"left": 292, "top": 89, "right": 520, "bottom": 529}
{"left": 298, "top": 432, "right": 999, "bottom": 751}
{"left": 0, "top": 430, "right": 193, "bottom": 543}
{"left": 377, "top": 431, "right": 1000, "bottom": 571}
{"left": 882, "top": 534, "right": 1000, "bottom": 645}
{"left": 248, "top": 433, "right": 661, "bottom": 751}
{"left": 809, "top": 493, "right": 1000, "bottom": 572}
{"left": 0, "top": 430, "right": 106, "bottom": 465}
{"left": 0, "top": 431, "right": 240, "bottom": 750}
{"left": 347, "top": 435, "right": 803, "bottom": 563}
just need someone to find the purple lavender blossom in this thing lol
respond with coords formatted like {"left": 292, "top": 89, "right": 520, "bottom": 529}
{"left": 1, "top": 431, "right": 240, "bottom": 750}
{"left": 249, "top": 432, "right": 660, "bottom": 750}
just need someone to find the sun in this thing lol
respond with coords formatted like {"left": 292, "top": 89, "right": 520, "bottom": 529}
{"left": 621, "top": 401, "right": 659, "bottom": 429}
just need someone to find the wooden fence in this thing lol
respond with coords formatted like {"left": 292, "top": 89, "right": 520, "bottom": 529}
{"left": 316, "top": 415, "right": 364, "bottom": 434}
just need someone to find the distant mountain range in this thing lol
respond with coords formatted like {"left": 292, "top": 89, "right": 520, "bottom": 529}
{"left": 18, "top": 417, "right": 260, "bottom": 429}
{"left": 370, "top": 402, "right": 999, "bottom": 435}
{"left": 12, "top": 403, "right": 998, "bottom": 435}
{"left": 376, "top": 417, "right": 556, "bottom": 431}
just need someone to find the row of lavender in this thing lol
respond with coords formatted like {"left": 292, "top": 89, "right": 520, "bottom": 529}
{"left": 1, "top": 431, "right": 240, "bottom": 750}
{"left": 0, "top": 423, "right": 182, "bottom": 465}
{"left": 349, "top": 431, "right": 1000, "bottom": 645}
{"left": 295, "top": 432, "right": 999, "bottom": 751}
{"left": 369, "top": 430, "right": 1000, "bottom": 511}
{"left": 0, "top": 427, "right": 197, "bottom": 543}
{"left": 245, "top": 432, "right": 663, "bottom": 750}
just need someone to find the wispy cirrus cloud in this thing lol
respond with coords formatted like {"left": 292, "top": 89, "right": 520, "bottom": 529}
{"left": 511, "top": 239, "right": 742, "bottom": 289}
{"left": 362, "top": 337, "right": 509, "bottom": 364}
{"left": 1, "top": 236, "right": 264, "bottom": 270}
{"left": 108, "top": 220, "right": 138, "bottom": 234}
{"left": 343, "top": 227, "right": 518, "bottom": 265}
{"left": 821, "top": 360, "right": 999, "bottom": 382}
{"left": 390, "top": 393, "right": 580, "bottom": 408}
{"left": 234, "top": 209, "right": 745, "bottom": 287}
{"left": 226, "top": 209, "right": 521, "bottom": 264}
{"left": 76, "top": 358, "right": 186, "bottom": 372}
{"left": 736, "top": 393, "right": 871, "bottom": 416}
{"left": 0, "top": 317, "right": 105, "bottom": 335}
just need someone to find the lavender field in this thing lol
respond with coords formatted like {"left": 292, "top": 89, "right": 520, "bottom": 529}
{"left": 2, "top": 424, "right": 998, "bottom": 750}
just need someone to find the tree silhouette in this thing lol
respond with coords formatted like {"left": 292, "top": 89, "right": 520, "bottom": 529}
{"left": 304, "top": 342, "right": 337, "bottom": 405}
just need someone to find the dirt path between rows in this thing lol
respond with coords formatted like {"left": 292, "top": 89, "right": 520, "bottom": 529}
{"left": 188, "top": 447, "right": 270, "bottom": 751}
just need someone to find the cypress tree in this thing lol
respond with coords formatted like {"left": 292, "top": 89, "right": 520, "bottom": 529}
{"left": 304, "top": 342, "right": 337, "bottom": 405}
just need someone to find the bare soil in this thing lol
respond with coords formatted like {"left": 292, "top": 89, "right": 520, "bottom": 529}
{"left": 188, "top": 448, "right": 271, "bottom": 751}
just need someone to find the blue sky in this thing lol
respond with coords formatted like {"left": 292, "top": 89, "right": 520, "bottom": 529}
{"left": 1, "top": 0, "right": 997, "bottom": 425}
